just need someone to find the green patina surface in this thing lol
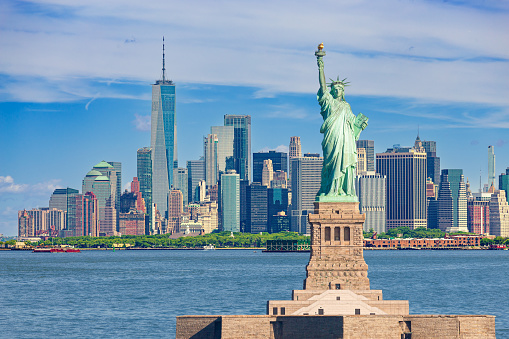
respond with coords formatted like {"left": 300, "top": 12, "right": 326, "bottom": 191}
{"left": 315, "top": 45, "right": 367, "bottom": 202}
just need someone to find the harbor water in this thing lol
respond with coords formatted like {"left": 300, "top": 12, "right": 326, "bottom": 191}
{"left": 1, "top": 249, "right": 508, "bottom": 338}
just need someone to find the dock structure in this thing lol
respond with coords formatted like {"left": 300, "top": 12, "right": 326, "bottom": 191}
{"left": 264, "top": 239, "right": 310, "bottom": 252}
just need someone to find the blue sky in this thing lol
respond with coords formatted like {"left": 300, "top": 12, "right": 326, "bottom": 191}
{"left": 1, "top": 0, "right": 508, "bottom": 235}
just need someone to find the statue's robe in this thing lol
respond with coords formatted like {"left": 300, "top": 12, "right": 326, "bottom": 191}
{"left": 317, "top": 89, "right": 358, "bottom": 198}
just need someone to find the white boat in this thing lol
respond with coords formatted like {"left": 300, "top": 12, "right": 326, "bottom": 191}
{"left": 203, "top": 244, "right": 215, "bottom": 250}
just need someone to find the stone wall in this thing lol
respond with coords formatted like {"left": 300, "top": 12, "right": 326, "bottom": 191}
{"left": 305, "top": 202, "right": 370, "bottom": 291}
{"left": 176, "top": 314, "right": 496, "bottom": 339}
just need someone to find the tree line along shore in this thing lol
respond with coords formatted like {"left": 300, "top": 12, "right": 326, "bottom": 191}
{"left": 2, "top": 227, "right": 508, "bottom": 249}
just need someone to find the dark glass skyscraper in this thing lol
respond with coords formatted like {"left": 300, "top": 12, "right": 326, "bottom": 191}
{"left": 246, "top": 182, "right": 268, "bottom": 233}
{"left": 224, "top": 115, "right": 251, "bottom": 181}
{"left": 151, "top": 39, "right": 176, "bottom": 216}
{"left": 267, "top": 187, "right": 289, "bottom": 233}
{"left": 376, "top": 146, "right": 427, "bottom": 230}
{"left": 422, "top": 140, "right": 440, "bottom": 185}
{"left": 253, "top": 151, "right": 288, "bottom": 184}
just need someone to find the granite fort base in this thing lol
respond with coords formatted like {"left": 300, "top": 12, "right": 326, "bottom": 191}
{"left": 176, "top": 202, "right": 496, "bottom": 338}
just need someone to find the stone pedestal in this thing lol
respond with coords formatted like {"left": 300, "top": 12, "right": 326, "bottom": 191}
{"left": 304, "top": 202, "right": 370, "bottom": 291}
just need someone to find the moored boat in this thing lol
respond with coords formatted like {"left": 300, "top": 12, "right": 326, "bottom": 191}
{"left": 33, "top": 247, "right": 81, "bottom": 253}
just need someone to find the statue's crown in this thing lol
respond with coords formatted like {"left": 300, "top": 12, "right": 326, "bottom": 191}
{"left": 328, "top": 76, "right": 350, "bottom": 88}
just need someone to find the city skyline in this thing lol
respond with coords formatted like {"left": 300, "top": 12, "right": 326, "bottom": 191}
{"left": 1, "top": 0, "right": 508, "bottom": 235}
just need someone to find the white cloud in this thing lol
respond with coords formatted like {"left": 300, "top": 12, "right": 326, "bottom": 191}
{"left": 0, "top": 176, "right": 27, "bottom": 193}
{"left": 0, "top": 0, "right": 507, "bottom": 108}
{"left": 0, "top": 176, "right": 61, "bottom": 195}
{"left": 133, "top": 113, "right": 151, "bottom": 131}
{"left": 122, "top": 182, "right": 131, "bottom": 193}
{"left": 257, "top": 145, "right": 289, "bottom": 153}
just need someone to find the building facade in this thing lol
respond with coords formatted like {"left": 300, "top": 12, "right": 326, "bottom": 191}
{"left": 356, "top": 140, "right": 374, "bottom": 172}
{"left": 376, "top": 142, "right": 427, "bottom": 230}
{"left": 261, "top": 159, "right": 273, "bottom": 187}
{"left": 137, "top": 147, "right": 152, "bottom": 234}
{"left": 356, "top": 148, "right": 367, "bottom": 175}
{"left": 489, "top": 190, "right": 509, "bottom": 237}
{"left": 224, "top": 115, "right": 251, "bottom": 181}
{"left": 288, "top": 136, "right": 302, "bottom": 191}
{"left": 246, "top": 182, "right": 268, "bottom": 233}
{"left": 151, "top": 42, "right": 176, "bottom": 217}
{"left": 204, "top": 134, "right": 219, "bottom": 187}
{"left": 468, "top": 192, "right": 490, "bottom": 234}
{"left": 499, "top": 167, "right": 509, "bottom": 199}
{"left": 488, "top": 145, "right": 496, "bottom": 189}
{"left": 173, "top": 168, "right": 188, "bottom": 208}
{"left": 290, "top": 156, "right": 323, "bottom": 234}
{"left": 168, "top": 189, "right": 183, "bottom": 233}
{"left": 253, "top": 151, "right": 288, "bottom": 184}
{"left": 268, "top": 187, "right": 289, "bottom": 233}
{"left": 211, "top": 126, "right": 234, "bottom": 175}
{"left": 437, "top": 169, "right": 468, "bottom": 232}
{"left": 221, "top": 171, "right": 240, "bottom": 232}
{"left": 187, "top": 159, "right": 205, "bottom": 203}
{"left": 355, "top": 172, "right": 386, "bottom": 234}
{"left": 422, "top": 140, "right": 440, "bottom": 185}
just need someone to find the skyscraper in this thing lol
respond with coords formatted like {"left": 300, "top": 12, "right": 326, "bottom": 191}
{"left": 488, "top": 145, "right": 496, "bottom": 189}
{"left": 107, "top": 161, "right": 122, "bottom": 211}
{"left": 18, "top": 210, "right": 34, "bottom": 237}
{"left": 204, "top": 134, "right": 219, "bottom": 187}
{"left": 356, "top": 140, "right": 375, "bottom": 172}
{"left": 422, "top": 140, "right": 440, "bottom": 185}
{"left": 376, "top": 144, "right": 427, "bottom": 229}
{"left": 288, "top": 136, "right": 302, "bottom": 191}
{"left": 437, "top": 169, "right": 468, "bottom": 232}
{"left": 355, "top": 172, "right": 386, "bottom": 233}
{"left": 289, "top": 136, "right": 302, "bottom": 159}
{"left": 82, "top": 161, "right": 117, "bottom": 236}
{"left": 221, "top": 171, "right": 240, "bottom": 232}
{"left": 67, "top": 192, "right": 99, "bottom": 237}
{"left": 137, "top": 147, "right": 152, "bottom": 234}
{"left": 253, "top": 150, "right": 288, "bottom": 184}
{"left": 356, "top": 148, "right": 367, "bottom": 175}
{"left": 187, "top": 159, "right": 205, "bottom": 203}
{"left": 468, "top": 192, "right": 491, "bottom": 234}
{"left": 290, "top": 156, "right": 323, "bottom": 234}
{"left": 246, "top": 182, "right": 268, "bottom": 233}
{"left": 489, "top": 190, "right": 509, "bottom": 237}
{"left": 211, "top": 126, "right": 234, "bottom": 175}
{"left": 131, "top": 177, "right": 146, "bottom": 213}
{"left": 224, "top": 115, "right": 251, "bottom": 181}
{"left": 49, "top": 188, "right": 79, "bottom": 213}
{"left": 261, "top": 159, "right": 273, "bottom": 187}
{"left": 49, "top": 187, "right": 79, "bottom": 229}
{"left": 499, "top": 168, "right": 509, "bottom": 200}
{"left": 173, "top": 168, "right": 188, "bottom": 208}
{"left": 267, "top": 187, "right": 289, "bottom": 233}
{"left": 167, "top": 189, "right": 183, "bottom": 233}
{"left": 151, "top": 38, "right": 176, "bottom": 217}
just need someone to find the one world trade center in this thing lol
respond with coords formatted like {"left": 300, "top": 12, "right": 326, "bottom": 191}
{"left": 151, "top": 37, "right": 177, "bottom": 217}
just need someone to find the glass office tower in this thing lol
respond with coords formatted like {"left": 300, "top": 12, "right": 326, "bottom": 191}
{"left": 151, "top": 40, "right": 176, "bottom": 216}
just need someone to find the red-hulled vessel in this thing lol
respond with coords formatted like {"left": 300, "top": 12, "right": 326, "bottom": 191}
{"left": 32, "top": 247, "right": 81, "bottom": 253}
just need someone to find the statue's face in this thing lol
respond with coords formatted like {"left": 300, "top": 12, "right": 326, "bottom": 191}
{"left": 331, "top": 84, "right": 344, "bottom": 99}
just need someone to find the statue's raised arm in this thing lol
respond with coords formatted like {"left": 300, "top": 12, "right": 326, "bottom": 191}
{"left": 316, "top": 43, "right": 327, "bottom": 94}
{"left": 314, "top": 43, "right": 368, "bottom": 203}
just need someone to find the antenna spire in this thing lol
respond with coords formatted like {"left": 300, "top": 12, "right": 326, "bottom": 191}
{"left": 479, "top": 168, "right": 482, "bottom": 193}
{"left": 162, "top": 36, "right": 166, "bottom": 82}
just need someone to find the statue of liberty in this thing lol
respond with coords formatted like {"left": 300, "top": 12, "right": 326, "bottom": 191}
{"left": 315, "top": 43, "right": 368, "bottom": 202}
